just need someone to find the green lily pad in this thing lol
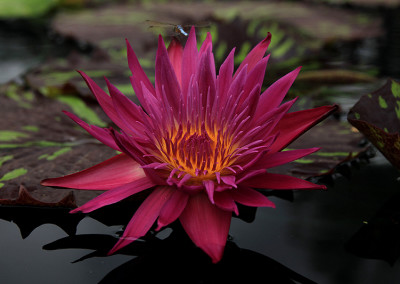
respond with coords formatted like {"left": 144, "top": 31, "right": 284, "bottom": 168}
{"left": 0, "top": 0, "right": 59, "bottom": 19}
{"left": 348, "top": 79, "right": 400, "bottom": 170}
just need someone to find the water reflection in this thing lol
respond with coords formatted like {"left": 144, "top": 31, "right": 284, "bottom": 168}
{"left": 0, "top": 156, "right": 399, "bottom": 283}
{"left": 345, "top": 192, "right": 400, "bottom": 265}
{"left": 44, "top": 223, "right": 317, "bottom": 284}
{"left": 0, "top": 203, "right": 83, "bottom": 238}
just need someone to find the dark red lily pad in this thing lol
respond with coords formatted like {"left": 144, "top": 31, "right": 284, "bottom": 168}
{"left": 273, "top": 116, "right": 370, "bottom": 179}
{"left": 0, "top": 185, "right": 76, "bottom": 207}
{"left": 348, "top": 79, "right": 400, "bottom": 169}
{"left": 0, "top": 82, "right": 116, "bottom": 207}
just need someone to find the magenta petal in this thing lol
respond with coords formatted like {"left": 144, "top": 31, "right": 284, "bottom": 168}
{"left": 180, "top": 193, "right": 231, "bottom": 263}
{"left": 221, "top": 175, "right": 237, "bottom": 188}
{"left": 270, "top": 105, "right": 338, "bottom": 153}
{"left": 63, "top": 111, "right": 120, "bottom": 151}
{"left": 181, "top": 26, "right": 198, "bottom": 99}
{"left": 126, "top": 39, "right": 156, "bottom": 110}
{"left": 71, "top": 176, "right": 156, "bottom": 214}
{"left": 108, "top": 186, "right": 174, "bottom": 254}
{"left": 255, "top": 67, "right": 301, "bottom": 119}
{"left": 157, "top": 189, "right": 189, "bottom": 230}
{"left": 106, "top": 78, "right": 146, "bottom": 137}
{"left": 111, "top": 130, "right": 166, "bottom": 185}
{"left": 167, "top": 37, "right": 183, "bottom": 87}
{"left": 249, "top": 148, "right": 320, "bottom": 170}
{"left": 196, "top": 47, "right": 216, "bottom": 110}
{"left": 242, "top": 172, "right": 326, "bottom": 190}
{"left": 199, "top": 32, "right": 212, "bottom": 57}
{"left": 241, "top": 55, "right": 269, "bottom": 106}
{"left": 41, "top": 154, "right": 146, "bottom": 190}
{"left": 253, "top": 97, "right": 297, "bottom": 128}
{"left": 203, "top": 180, "right": 215, "bottom": 204}
{"left": 78, "top": 71, "right": 128, "bottom": 131}
{"left": 216, "top": 48, "right": 235, "bottom": 108}
{"left": 214, "top": 191, "right": 238, "bottom": 215}
{"left": 239, "top": 83, "right": 261, "bottom": 118}
{"left": 235, "top": 33, "right": 271, "bottom": 77}
{"left": 155, "top": 35, "right": 181, "bottom": 113}
{"left": 231, "top": 186, "right": 275, "bottom": 208}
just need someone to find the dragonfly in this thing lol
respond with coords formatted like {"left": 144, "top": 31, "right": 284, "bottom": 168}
{"left": 145, "top": 20, "right": 210, "bottom": 39}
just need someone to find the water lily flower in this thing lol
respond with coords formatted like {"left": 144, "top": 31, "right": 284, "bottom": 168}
{"left": 42, "top": 27, "right": 337, "bottom": 263}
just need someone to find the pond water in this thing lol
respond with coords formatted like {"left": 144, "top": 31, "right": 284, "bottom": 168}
{"left": 1, "top": 6, "right": 400, "bottom": 284}
{"left": 0, "top": 153, "right": 399, "bottom": 284}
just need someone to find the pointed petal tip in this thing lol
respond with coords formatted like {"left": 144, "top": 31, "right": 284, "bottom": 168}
{"left": 40, "top": 179, "right": 51, "bottom": 187}
{"left": 107, "top": 245, "right": 118, "bottom": 256}
{"left": 262, "top": 32, "right": 272, "bottom": 44}
{"left": 209, "top": 245, "right": 225, "bottom": 263}
{"left": 155, "top": 222, "right": 163, "bottom": 232}
{"left": 158, "top": 34, "right": 164, "bottom": 45}
{"left": 125, "top": 38, "right": 133, "bottom": 48}
{"left": 69, "top": 208, "right": 80, "bottom": 214}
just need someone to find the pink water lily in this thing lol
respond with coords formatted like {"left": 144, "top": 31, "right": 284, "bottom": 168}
{"left": 42, "top": 27, "right": 337, "bottom": 263}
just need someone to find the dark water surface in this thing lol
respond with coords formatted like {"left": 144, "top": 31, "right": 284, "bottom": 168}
{"left": 0, "top": 154, "right": 399, "bottom": 284}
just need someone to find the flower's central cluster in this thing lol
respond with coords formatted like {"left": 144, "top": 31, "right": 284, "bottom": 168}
{"left": 156, "top": 123, "right": 237, "bottom": 184}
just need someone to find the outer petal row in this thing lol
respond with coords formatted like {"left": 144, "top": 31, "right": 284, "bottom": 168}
{"left": 270, "top": 105, "right": 338, "bottom": 153}
{"left": 179, "top": 193, "right": 231, "bottom": 263}
{"left": 71, "top": 176, "right": 156, "bottom": 213}
{"left": 41, "top": 154, "right": 146, "bottom": 190}
{"left": 108, "top": 186, "right": 174, "bottom": 255}
{"left": 242, "top": 172, "right": 326, "bottom": 190}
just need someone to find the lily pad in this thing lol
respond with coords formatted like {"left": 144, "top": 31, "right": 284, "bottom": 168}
{"left": 275, "top": 117, "right": 370, "bottom": 179}
{"left": 0, "top": 187, "right": 83, "bottom": 238}
{"left": 25, "top": 53, "right": 137, "bottom": 102}
{"left": 348, "top": 79, "right": 400, "bottom": 169}
{"left": 0, "top": 82, "right": 117, "bottom": 206}
{"left": 0, "top": 0, "right": 59, "bottom": 19}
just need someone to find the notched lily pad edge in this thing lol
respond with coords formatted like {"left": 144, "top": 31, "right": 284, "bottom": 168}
{"left": 0, "top": 184, "right": 77, "bottom": 208}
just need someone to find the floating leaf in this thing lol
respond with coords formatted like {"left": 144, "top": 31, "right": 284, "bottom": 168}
{"left": 348, "top": 79, "right": 400, "bottom": 169}
{"left": 296, "top": 69, "right": 376, "bottom": 84}
{"left": 0, "top": 186, "right": 83, "bottom": 238}
{"left": 0, "top": 185, "right": 76, "bottom": 207}
{"left": 273, "top": 117, "right": 370, "bottom": 179}
{"left": 0, "top": 0, "right": 59, "bottom": 18}
{"left": 0, "top": 83, "right": 116, "bottom": 207}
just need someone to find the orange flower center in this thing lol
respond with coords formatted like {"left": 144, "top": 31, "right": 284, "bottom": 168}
{"left": 155, "top": 123, "right": 238, "bottom": 182}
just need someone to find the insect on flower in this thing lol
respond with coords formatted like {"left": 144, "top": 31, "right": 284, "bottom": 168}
{"left": 145, "top": 20, "right": 209, "bottom": 42}
{"left": 41, "top": 27, "right": 337, "bottom": 263}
